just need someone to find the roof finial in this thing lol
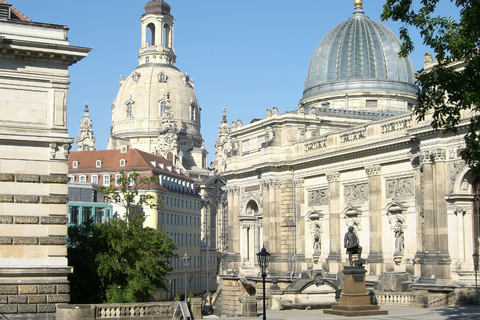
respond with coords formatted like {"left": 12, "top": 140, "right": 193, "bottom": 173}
{"left": 354, "top": 0, "right": 363, "bottom": 8}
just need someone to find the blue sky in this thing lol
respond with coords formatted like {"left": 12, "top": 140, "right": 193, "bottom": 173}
{"left": 12, "top": 0, "right": 458, "bottom": 163}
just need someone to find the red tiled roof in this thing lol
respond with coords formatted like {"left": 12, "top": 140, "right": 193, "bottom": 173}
{"left": 69, "top": 148, "right": 193, "bottom": 182}
{"left": 0, "top": 1, "right": 31, "bottom": 21}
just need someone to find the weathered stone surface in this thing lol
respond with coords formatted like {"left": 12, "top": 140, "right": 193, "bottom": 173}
{"left": 40, "top": 216, "right": 68, "bottom": 225}
{"left": 37, "top": 304, "right": 56, "bottom": 313}
{"left": 0, "top": 286, "right": 18, "bottom": 295}
{"left": 28, "top": 294, "right": 47, "bottom": 304}
{"left": 41, "top": 196, "right": 69, "bottom": 204}
{"left": 56, "top": 285, "right": 70, "bottom": 294}
{"left": 0, "top": 216, "right": 13, "bottom": 224}
{"left": 8, "top": 295, "right": 27, "bottom": 304}
{"left": 47, "top": 294, "right": 70, "bottom": 303}
{"left": 18, "top": 285, "right": 38, "bottom": 295}
{"left": 39, "top": 237, "right": 67, "bottom": 246}
{"left": 0, "top": 173, "right": 14, "bottom": 182}
{"left": 15, "top": 174, "right": 40, "bottom": 183}
{"left": 0, "top": 296, "right": 7, "bottom": 304}
{"left": 13, "top": 237, "right": 38, "bottom": 245}
{"left": 0, "top": 195, "right": 14, "bottom": 203}
{"left": 0, "top": 237, "right": 13, "bottom": 245}
{"left": 40, "top": 175, "right": 69, "bottom": 184}
{"left": 38, "top": 286, "right": 55, "bottom": 294}
{"left": 18, "top": 304, "right": 37, "bottom": 313}
{"left": 0, "top": 304, "right": 17, "bottom": 314}
{"left": 14, "top": 216, "right": 39, "bottom": 224}
{"left": 15, "top": 195, "right": 39, "bottom": 204}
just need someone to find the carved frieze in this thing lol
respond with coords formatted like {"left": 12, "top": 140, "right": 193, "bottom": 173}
{"left": 305, "top": 138, "right": 327, "bottom": 152}
{"left": 344, "top": 183, "right": 368, "bottom": 202}
{"left": 386, "top": 177, "right": 414, "bottom": 198}
{"left": 381, "top": 116, "right": 412, "bottom": 134}
{"left": 365, "top": 164, "right": 381, "bottom": 176}
{"left": 261, "top": 180, "right": 281, "bottom": 190}
{"left": 447, "top": 161, "right": 467, "bottom": 194}
{"left": 308, "top": 188, "right": 329, "bottom": 206}
{"left": 340, "top": 128, "right": 366, "bottom": 144}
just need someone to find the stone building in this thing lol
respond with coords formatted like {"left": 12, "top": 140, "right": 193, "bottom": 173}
{"left": 213, "top": 1, "right": 477, "bottom": 316}
{"left": 0, "top": 1, "right": 89, "bottom": 318}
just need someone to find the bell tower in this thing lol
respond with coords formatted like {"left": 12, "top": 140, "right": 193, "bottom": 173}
{"left": 139, "top": 0, "right": 176, "bottom": 66}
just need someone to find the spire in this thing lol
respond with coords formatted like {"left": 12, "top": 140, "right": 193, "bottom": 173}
{"left": 353, "top": 0, "right": 364, "bottom": 15}
{"left": 76, "top": 102, "right": 96, "bottom": 151}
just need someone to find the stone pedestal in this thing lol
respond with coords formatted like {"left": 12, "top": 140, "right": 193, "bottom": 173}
{"left": 324, "top": 266, "right": 387, "bottom": 317}
{"left": 238, "top": 295, "right": 257, "bottom": 317}
{"left": 190, "top": 298, "right": 203, "bottom": 319}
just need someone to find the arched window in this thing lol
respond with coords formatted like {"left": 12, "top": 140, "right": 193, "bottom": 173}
{"left": 147, "top": 23, "right": 155, "bottom": 46}
{"left": 158, "top": 72, "right": 168, "bottom": 83}
{"left": 191, "top": 105, "right": 196, "bottom": 121}
{"left": 163, "top": 24, "right": 170, "bottom": 48}
{"left": 159, "top": 100, "right": 167, "bottom": 115}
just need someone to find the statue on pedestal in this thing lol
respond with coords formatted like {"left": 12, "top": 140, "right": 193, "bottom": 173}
{"left": 344, "top": 226, "right": 362, "bottom": 266}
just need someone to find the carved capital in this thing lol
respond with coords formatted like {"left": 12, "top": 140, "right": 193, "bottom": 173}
{"left": 326, "top": 171, "right": 340, "bottom": 182}
{"left": 365, "top": 164, "right": 381, "bottom": 176}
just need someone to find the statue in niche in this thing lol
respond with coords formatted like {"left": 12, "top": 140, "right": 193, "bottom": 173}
{"left": 394, "top": 223, "right": 404, "bottom": 255}
{"left": 313, "top": 225, "right": 321, "bottom": 255}
{"left": 344, "top": 226, "right": 362, "bottom": 266}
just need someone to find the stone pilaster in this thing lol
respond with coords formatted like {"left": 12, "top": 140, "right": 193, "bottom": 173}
{"left": 326, "top": 171, "right": 342, "bottom": 273}
{"left": 417, "top": 149, "right": 452, "bottom": 284}
{"left": 365, "top": 164, "right": 383, "bottom": 273}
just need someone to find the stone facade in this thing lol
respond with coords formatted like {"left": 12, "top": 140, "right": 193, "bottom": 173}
{"left": 211, "top": 1, "right": 477, "bottom": 317}
{"left": 0, "top": 2, "right": 89, "bottom": 318}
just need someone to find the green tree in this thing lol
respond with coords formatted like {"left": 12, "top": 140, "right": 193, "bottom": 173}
{"left": 68, "top": 170, "right": 176, "bottom": 303}
{"left": 382, "top": 0, "right": 480, "bottom": 173}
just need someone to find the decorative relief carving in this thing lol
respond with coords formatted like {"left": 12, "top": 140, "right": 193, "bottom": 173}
{"left": 344, "top": 183, "right": 368, "bottom": 202}
{"left": 308, "top": 188, "right": 329, "bottom": 206}
{"left": 305, "top": 138, "right": 327, "bottom": 152}
{"left": 365, "top": 164, "right": 381, "bottom": 176}
{"left": 340, "top": 128, "right": 366, "bottom": 144}
{"left": 261, "top": 180, "right": 281, "bottom": 190}
{"left": 240, "top": 191, "right": 263, "bottom": 214}
{"left": 386, "top": 177, "right": 415, "bottom": 198}
{"left": 227, "top": 186, "right": 241, "bottom": 195}
{"left": 326, "top": 171, "right": 340, "bottom": 182}
{"left": 447, "top": 161, "right": 467, "bottom": 194}
{"left": 454, "top": 206, "right": 467, "bottom": 215}
{"left": 343, "top": 205, "right": 362, "bottom": 231}
{"left": 421, "top": 149, "right": 447, "bottom": 163}
{"left": 294, "top": 180, "right": 304, "bottom": 188}
{"left": 381, "top": 116, "right": 413, "bottom": 134}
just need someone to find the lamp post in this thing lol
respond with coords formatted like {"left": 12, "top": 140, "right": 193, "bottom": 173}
{"left": 257, "top": 246, "right": 271, "bottom": 320}
{"left": 182, "top": 252, "right": 190, "bottom": 302}
{"left": 474, "top": 250, "right": 479, "bottom": 305}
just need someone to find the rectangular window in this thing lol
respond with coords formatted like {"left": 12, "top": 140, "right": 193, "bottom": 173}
{"left": 91, "top": 175, "right": 98, "bottom": 185}
{"left": 82, "top": 207, "right": 92, "bottom": 224}
{"left": 115, "top": 174, "right": 122, "bottom": 186}
{"left": 79, "top": 175, "right": 86, "bottom": 183}
{"left": 366, "top": 100, "right": 378, "bottom": 108}
{"left": 95, "top": 207, "right": 104, "bottom": 223}
{"left": 103, "top": 175, "right": 110, "bottom": 186}
{"left": 69, "top": 206, "right": 79, "bottom": 224}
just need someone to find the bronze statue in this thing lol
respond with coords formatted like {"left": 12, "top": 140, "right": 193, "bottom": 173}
{"left": 344, "top": 226, "right": 362, "bottom": 266}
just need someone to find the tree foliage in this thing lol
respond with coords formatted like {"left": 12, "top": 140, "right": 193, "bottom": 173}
{"left": 68, "top": 171, "right": 176, "bottom": 303}
{"left": 382, "top": 0, "right": 480, "bottom": 173}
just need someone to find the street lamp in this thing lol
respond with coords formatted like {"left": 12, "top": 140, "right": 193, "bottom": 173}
{"left": 473, "top": 250, "right": 479, "bottom": 305}
{"left": 182, "top": 252, "right": 190, "bottom": 302}
{"left": 257, "top": 246, "right": 271, "bottom": 320}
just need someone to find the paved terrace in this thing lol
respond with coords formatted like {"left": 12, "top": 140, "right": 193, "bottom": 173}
{"left": 205, "top": 305, "right": 480, "bottom": 320}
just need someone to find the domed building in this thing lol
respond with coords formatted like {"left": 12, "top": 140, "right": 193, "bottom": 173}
{"left": 108, "top": 0, "right": 209, "bottom": 179}
{"left": 213, "top": 1, "right": 476, "bottom": 316}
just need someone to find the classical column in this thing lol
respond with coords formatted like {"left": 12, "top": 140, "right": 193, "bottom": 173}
{"left": 417, "top": 149, "right": 451, "bottom": 284}
{"left": 365, "top": 164, "right": 383, "bottom": 274}
{"left": 326, "top": 171, "right": 342, "bottom": 274}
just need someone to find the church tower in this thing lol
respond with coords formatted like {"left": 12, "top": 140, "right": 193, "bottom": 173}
{"left": 107, "top": 0, "right": 209, "bottom": 179}
{"left": 76, "top": 102, "right": 96, "bottom": 151}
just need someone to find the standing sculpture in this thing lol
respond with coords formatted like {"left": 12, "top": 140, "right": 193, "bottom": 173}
{"left": 313, "top": 226, "right": 321, "bottom": 255}
{"left": 394, "top": 223, "right": 404, "bottom": 255}
{"left": 344, "top": 226, "right": 362, "bottom": 266}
